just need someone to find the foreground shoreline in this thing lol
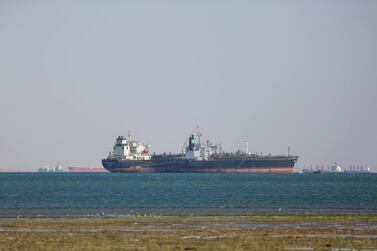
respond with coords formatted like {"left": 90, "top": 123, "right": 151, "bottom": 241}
{"left": 0, "top": 214, "right": 376, "bottom": 250}
{"left": 2, "top": 207, "right": 377, "bottom": 218}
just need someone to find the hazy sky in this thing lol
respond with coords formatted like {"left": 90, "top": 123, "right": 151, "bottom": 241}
{"left": 1, "top": 1, "right": 376, "bottom": 171}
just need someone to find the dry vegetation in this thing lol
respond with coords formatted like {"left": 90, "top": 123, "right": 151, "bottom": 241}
{"left": 0, "top": 214, "right": 376, "bottom": 250}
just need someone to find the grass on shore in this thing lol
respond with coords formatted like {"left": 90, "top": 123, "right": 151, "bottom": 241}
{"left": 0, "top": 214, "right": 376, "bottom": 250}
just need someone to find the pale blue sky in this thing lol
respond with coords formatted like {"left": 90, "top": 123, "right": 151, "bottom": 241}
{"left": 0, "top": 1, "right": 376, "bottom": 171}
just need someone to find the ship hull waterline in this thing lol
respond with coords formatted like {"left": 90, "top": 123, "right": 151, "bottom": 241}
{"left": 102, "top": 158, "right": 296, "bottom": 174}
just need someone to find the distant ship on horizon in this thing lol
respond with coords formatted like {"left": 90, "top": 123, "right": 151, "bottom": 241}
{"left": 302, "top": 163, "right": 372, "bottom": 174}
{"left": 38, "top": 162, "right": 64, "bottom": 172}
{"left": 68, "top": 166, "right": 108, "bottom": 172}
{"left": 38, "top": 164, "right": 108, "bottom": 173}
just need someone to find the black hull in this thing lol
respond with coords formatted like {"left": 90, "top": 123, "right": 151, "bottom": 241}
{"left": 102, "top": 156, "right": 298, "bottom": 173}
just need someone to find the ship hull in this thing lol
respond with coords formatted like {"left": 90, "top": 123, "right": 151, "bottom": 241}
{"left": 102, "top": 156, "right": 297, "bottom": 174}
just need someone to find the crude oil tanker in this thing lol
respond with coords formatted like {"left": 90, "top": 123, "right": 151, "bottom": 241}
{"left": 102, "top": 128, "right": 298, "bottom": 173}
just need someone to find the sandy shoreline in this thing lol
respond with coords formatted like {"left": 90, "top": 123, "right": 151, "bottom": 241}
{"left": 0, "top": 215, "right": 376, "bottom": 250}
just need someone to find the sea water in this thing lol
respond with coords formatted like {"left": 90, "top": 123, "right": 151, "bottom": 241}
{"left": 0, "top": 173, "right": 376, "bottom": 216}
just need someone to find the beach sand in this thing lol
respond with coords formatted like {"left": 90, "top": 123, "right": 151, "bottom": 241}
{"left": 0, "top": 214, "right": 376, "bottom": 250}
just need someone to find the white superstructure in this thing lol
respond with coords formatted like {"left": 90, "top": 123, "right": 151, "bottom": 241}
{"left": 38, "top": 162, "right": 64, "bottom": 172}
{"left": 332, "top": 163, "right": 343, "bottom": 173}
{"left": 184, "top": 134, "right": 220, "bottom": 161}
{"left": 109, "top": 132, "right": 151, "bottom": 160}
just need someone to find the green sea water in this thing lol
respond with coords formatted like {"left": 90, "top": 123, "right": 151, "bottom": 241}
{"left": 0, "top": 173, "right": 376, "bottom": 216}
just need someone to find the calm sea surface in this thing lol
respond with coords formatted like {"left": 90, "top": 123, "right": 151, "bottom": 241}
{"left": 0, "top": 173, "right": 376, "bottom": 216}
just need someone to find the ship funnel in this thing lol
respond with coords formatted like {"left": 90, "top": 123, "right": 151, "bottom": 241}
{"left": 189, "top": 135, "right": 195, "bottom": 151}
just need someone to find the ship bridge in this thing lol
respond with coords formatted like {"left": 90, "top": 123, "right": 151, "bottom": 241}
{"left": 110, "top": 133, "right": 151, "bottom": 160}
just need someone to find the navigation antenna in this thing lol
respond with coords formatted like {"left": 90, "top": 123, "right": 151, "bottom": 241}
{"left": 218, "top": 143, "right": 224, "bottom": 153}
{"left": 197, "top": 131, "right": 202, "bottom": 145}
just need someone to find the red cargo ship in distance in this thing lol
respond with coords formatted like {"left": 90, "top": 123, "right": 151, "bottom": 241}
{"left": 68, "top": 167, "right": 108, "bottom": 173}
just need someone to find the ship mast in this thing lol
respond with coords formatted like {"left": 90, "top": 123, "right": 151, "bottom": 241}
{"left": 197, "top": 131, "right": 202, "bottom": 145}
